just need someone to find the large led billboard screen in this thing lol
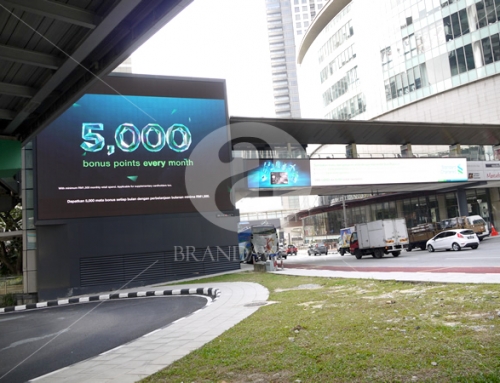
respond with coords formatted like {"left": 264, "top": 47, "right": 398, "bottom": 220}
{"left": 36, "top": 74, "right": 232, "bottom": 220}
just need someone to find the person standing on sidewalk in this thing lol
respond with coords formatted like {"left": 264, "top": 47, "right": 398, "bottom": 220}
{"left": 332, "top": 242, "right": 338, "bottom": 254}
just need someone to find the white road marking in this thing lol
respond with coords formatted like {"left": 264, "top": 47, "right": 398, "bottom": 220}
{"left": 446, "top": 257, "right": 500, "bottom": 260}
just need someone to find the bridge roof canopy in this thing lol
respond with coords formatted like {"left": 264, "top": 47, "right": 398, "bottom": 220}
{"left": 229, "top": 116, "right": 500, "bottom": 147}
{"left": 0, "top": 0, "right": 193, "bottom": 144}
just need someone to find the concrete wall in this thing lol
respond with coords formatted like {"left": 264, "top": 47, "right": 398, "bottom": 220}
{"left": 36, "top": 211, "right": 240, "bottom": 300}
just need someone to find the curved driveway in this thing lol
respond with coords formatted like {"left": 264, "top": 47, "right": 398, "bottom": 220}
{"left": 0, "top": 296, "right": 207, "bottom": 383}
{"left": 25, "top": 282, "right": 269, "bottom": 383}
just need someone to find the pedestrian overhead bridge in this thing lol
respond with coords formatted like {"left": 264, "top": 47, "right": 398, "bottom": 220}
{"left": 229, "top": 116, "right": 500, "bottom": 200}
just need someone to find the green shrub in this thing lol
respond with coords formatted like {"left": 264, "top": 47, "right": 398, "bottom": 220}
{"left": 0, "top": 293, "right": 16, "bottom": 308}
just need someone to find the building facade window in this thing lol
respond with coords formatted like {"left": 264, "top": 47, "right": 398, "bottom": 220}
{"left": 318, "top": 20, "right": 354, "bottom": 64}
{"left": 443, "top": 9, "right": 469, "bottom": 41}
{"left": 480, "top": 33, "right": 500, "bottom": 64}
{"left": 322, "top": 66, "right": 359, "bottom": 106}
{"left": 325, "top": 93, "right": 366, "bottom": 120}
{"left": 320, "top": 44, "right": 356, "bottom": 83}
{"left": 403, "top": 34, "right": 417, "bottom": 59}
{"left": 384, "top": 64, "right": 427, "bottom": 100}
{"left": 449, "top": 43, "right": 476, "bottom": 75}
{"left": 476, "top": 0, "right": 500, "bottom": 29}
{"left": 380, "top": 46, "right": 392, "bottom": 71}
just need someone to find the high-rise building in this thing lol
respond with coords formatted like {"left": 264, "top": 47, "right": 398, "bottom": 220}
{"left": 264, "top": 0, "right": 327, "bottom": 214}
{"left": 265, "top": 0, "right": 326, "bottom": 118}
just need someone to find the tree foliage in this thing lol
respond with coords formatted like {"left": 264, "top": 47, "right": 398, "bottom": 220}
{"left": 0, "top": 205, "right": 22, "bottom": 275}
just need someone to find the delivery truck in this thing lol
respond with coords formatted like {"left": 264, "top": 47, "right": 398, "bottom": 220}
{"left": 349, "top": 219, "right": 409, "bottom": 259}
{"left": 441, "top": 216, "right": 489, "bottom": 241}
{"left": 240, "top": 224, "right": 279, "bottom": 263}
{"left": 407, "top": 222, "right": 442, "bottom": 251}
{"left": 338, "top": 226, "right": 355, "bottom": 256}
{"left": 407, "top": 216, "right": 489, "bottom": 251}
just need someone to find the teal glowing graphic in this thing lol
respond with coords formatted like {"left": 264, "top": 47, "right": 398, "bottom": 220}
{"left": 261, "top": 161, "right": 298, "bottom": 184}
{"left": 141, "top": 124, "right": 165, "bottom": 152}
{"left": 166, "top": 124, "right": 192, "bottom": 153}
{"left": 247, "top": 159, "right": 311, "bottom": 189}
{"left": 115, "top": 123, "right": 141, "bottom": 152}
{"left": 80, "top": 123, "right": 104, "bottom": 152}
{"left": 81, "top": 122, "right": 192, "bottom": 154}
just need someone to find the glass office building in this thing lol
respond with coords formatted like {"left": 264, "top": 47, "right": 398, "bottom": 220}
{"left": 299, "top": 0, "right": 500, "bottom": 124}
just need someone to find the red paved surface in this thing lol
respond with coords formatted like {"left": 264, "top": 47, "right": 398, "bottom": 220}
{"left": 286, "top": 264, "right": 500, "bottom": 274}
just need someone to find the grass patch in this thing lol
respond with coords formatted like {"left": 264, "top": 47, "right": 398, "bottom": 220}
{"left": 142, "top": 272, "right": 500, "bottom": 383}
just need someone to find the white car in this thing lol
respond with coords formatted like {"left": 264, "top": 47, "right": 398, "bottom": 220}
{"left": 426, "top": 229, "right": 479, "bottom": 252}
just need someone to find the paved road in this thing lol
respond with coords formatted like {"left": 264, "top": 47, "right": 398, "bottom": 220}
{"left": 284, "top": 235, "right": 500, "bottom": 272}
{"left": 0, "top": 296, "right": 206, "bottom": 383}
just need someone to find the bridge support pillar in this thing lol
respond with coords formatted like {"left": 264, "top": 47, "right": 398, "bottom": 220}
{"left": 450, "top": 144, "right": 461, "bottom": 157}
{"left": 345, "top": 143, "right": 357, "bottom": 158}
{"left": 400, "top": 143, "right": 413, "bottom": 157}
{"left": 456, "top": 188, "right": 469, "bottom": 217}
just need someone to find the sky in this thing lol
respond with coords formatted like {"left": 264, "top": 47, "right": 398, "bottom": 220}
{"left": 131, "top": 0, "right": 282, "bottom": 213}
{"left": 131, "top": 0, "right": 275, "bottom": 118}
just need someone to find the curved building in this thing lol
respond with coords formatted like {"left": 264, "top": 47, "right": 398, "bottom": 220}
{"left": 298, "top": 0, "right": 500, "bottom": 124}
{"left": 292, "top": 0, "right": 500, "bottom": 243}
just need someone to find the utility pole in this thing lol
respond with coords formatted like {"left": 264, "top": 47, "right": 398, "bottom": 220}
{"left": 342, "top": 195, "right": 347, "bottom": 228}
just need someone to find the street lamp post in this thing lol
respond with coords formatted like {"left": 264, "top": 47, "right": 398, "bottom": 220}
{"left": 342, "top": 195, "right": 347, "bottom": 228}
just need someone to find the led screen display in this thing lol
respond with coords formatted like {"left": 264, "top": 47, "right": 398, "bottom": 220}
{"left": 270, "top": 172, "right": 289, "bottom": 185}
{"left": 310, "top": 158, "right": 467, "bottom": 186}
{"left": 245, "top": 158, "right": 467, "bottom": 190}
{"left": 36, "top": 75, "right": 232, "bottom": 220}
{"left": 247, "top": 159, "right": 311, "bottom": 189}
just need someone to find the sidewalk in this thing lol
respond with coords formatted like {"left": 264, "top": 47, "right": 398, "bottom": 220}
{"left": 31, "top": 264, "right": 500, "bottom": 383}
{"left": 32, "top": 281, "right": 269, "bottom": 383}
{"left": 274, "top": 266, "right": 500, "bottom": 284}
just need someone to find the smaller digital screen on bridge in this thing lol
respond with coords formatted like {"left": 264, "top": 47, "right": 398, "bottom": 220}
{"left": 270, "top": 172, "right": 289, "bottom": 185}
{"left": 310, "top": 158, "right": 468, "bottom": 186}
{"left": 247, "top": 159, "right": 311, "bottom": 189}
{"left": 36, "top": 75, "right": 232, "bottom": 220}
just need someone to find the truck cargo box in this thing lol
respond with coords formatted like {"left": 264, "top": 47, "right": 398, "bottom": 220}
{"left": 356, "top": 219, "right": 409, "bottom": 250}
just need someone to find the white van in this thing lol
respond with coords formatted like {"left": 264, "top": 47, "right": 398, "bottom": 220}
{"left": 466, "top": 215, "right": 490, "bottom": 241}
